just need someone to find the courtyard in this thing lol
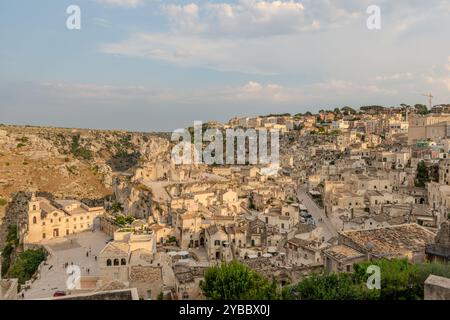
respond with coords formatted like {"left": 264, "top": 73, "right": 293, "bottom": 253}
{"left": 23, "top": 230, "right": 111, "bottom": 299}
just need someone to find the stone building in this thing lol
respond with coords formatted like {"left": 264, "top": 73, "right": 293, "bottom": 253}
{"left": 24, "top": 194, "right": 104, "bottom": 244}
{"left": 426, "top": 221, "right": 450, "bottom": 263}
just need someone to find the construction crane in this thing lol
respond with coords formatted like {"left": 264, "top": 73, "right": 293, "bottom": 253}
{"left": 422, "top": 93, "right": 434, "bottom": 110}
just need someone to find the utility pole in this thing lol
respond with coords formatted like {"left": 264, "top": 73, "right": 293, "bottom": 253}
{"left": 422, "top": 93, "right": 434, "bottom": 110}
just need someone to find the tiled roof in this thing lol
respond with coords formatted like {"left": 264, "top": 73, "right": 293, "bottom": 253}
{"left": 341, "top": 223, "right": 436, "bottom": 257}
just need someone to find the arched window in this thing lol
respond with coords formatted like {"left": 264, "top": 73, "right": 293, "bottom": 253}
{"left": 33, "top": 216, "right": 37, "bottom": 224}
{"left": 107, "top": 259, "right": 112, "bottom": 266}
{"left": 121, "top": 258, "right": 126, "bottom": 266}
{"left": 214, "top": 240, "right": 220, "bottom": 246}
{"left": 113, "top": 259, "right": 119, "bottom": 266}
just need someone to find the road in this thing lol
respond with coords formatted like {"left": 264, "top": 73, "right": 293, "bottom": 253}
{"left": 296, "top": 187, "right": 338, "bottom": 241}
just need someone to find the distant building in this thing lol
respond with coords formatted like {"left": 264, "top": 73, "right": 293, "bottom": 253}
{"left": 408, "top": 114, "right": 450, "bottom": 145}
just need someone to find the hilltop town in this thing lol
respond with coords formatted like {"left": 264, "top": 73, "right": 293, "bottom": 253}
{"left": 1, "top": 103, "right": 450, "bottom": 300}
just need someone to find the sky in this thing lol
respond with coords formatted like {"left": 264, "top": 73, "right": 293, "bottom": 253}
{"left": 1, "top": 0, "right": 450, "bottom": 132}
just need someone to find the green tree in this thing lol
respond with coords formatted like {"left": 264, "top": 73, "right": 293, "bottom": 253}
{"left": 284, "top": 272, "right": 377, "bottom": 300}
{"left": 354, "top": 259, "right": 422, "bottom": 300}
{"left": 200, "top": 261, "right": 279, "bottom": 300}
{"left": 1, "top": 225, "right": 19, "bottom": 276}
{"left": 414, "top": 104, "right": 428, "bottom": 115}
{"left": 415, "top": 161, "right": 429, "bottom": 187}
{"left": 285, "top": 259, "right": 450, "bottom": 300}
{"left": 341, "top": 106, "right": 356, "bottom": 115}
{"left": 8, "top": 248, "right": 46, "bottom": 285}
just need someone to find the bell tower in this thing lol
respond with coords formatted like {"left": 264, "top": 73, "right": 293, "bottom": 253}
{"left": 28, "top": 193, "right": 40, "bottom": 226}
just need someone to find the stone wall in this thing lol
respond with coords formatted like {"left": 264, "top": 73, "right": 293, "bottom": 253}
{"left": 424, "top": 275, "right": 450, "bottom": 300}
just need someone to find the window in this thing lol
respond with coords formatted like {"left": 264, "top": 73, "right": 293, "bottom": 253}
{"left": 121, "top": 258, "right": 126, "bottom": 266}
{"left": 33, "top": 205, "right": 36, "bottom": 211}
{"left": 42, "top": 221, "right": 46, "bottom": 226}
{"left": 107, "top": 259, "right": 112, "bottom": 266}
{"left": 42, "top": 233, "right": 46, "bottom": 239}
{"left": 214, "top": 240, "right": 220, "bottom": 246}
{"left": 114, "top": 259, "right": 119, "bottom": 266}
{"left": 33, "top": 216, "right": 37, "bottom": 224}
{"left": 66, "top": 230, "right": 69, "bottom": 235}
{"left": 66, "top": 219, "right": 69, "bottom": 222}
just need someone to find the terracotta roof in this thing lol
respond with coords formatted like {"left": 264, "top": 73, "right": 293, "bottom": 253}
{"left": 340, "top": 223, "right": 436, "bottom": 257}
{"left": 323, "top": 245, "right": 365, "bottom": 261}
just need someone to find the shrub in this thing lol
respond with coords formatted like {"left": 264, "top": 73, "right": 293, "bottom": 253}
{"left": 114, "top": 215, "right": 133, "bottom": 226}
{"left": 284, "top": 272, "right": 377, "bottom": 300}
{"left": 111, "top": 202, "right": 124, "bottom": 214}
{"left": 1, "top": 243, "right": 14, "bottom": 277}
{"left": 0, "top": 198, "right": 7, "bottom": 206}
{"left": 8, "top": 248, "right": 46, "bottom": 285}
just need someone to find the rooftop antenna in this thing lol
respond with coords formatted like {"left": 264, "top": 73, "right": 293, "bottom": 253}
{"left": 422, "top": 93, "right": 434, "bottom": 110}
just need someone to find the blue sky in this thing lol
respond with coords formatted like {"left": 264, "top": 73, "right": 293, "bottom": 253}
{"left": 1, "top": 0, "right": 450, "bottom": 131}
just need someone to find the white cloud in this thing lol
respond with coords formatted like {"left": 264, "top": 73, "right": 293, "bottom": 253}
{"left": 96, "top": 0, "right": 144, "bottom": 8}
{"left": 372, "top": 72, "right": 415, "bottom": 81}
{"left": 100, "top": 33, "right": 284, "bottom": 74}
{"left": 425, "top": 76, "right": 450, "bottom": 91}
{"left": 229, "top": 81, "right": 300, "bottom": 102}
{"left": 163, "top": 4, "right": 204, "bottom": 33}
{"left": 161, "top": 0, "right": 348, "bottom": 37}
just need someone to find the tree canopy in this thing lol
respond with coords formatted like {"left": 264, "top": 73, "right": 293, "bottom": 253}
{"left": 415, "top": 160, "right": 429, "bottom": 187}
{"left": 8, "top": 248, "right": 46, "bottom": 285}
{"left": 283, "top": 272, "right": 377, "bottom": 300}
{"left": 200, "top": 261, "right": 279, "bottom": 300}
{"left": 284, "top": 259, "right": 450, "bottom": 300}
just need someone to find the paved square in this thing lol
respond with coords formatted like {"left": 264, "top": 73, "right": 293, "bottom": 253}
{"left": 24, "top": 230, "right": 111, "bottom": 299}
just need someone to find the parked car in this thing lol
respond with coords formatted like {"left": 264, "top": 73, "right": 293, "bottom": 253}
{"left": 53, "top": 291, "right": 66, "bottom": 297}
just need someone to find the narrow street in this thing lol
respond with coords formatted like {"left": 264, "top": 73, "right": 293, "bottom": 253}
{"left": 296, "top": 187, "right": 338, "bottom": 241}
